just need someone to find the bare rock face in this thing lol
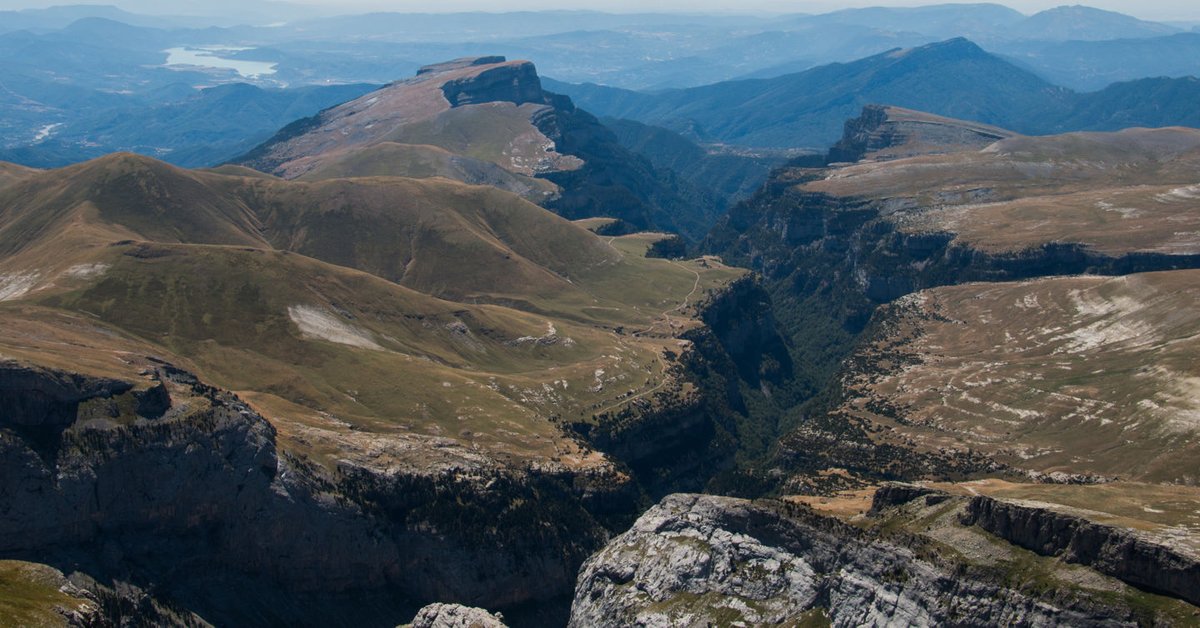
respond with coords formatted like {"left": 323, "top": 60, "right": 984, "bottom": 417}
{"left": 441, "top": 61, "right": 545, "bottom": 107}
{"left": 409, "top": 603, "right": 508, "bottom": 628}
{"left": 570, "top": 494, "right": 1137, "bottom": 627}
{"left": 962, "top": 495, "right": 1200, "bottom": 606}
{"left": 827, "top": 104, "right": 1014, "bottom": 163}
{"left": 0, "top": 359, "right": 625, "bottom": 624}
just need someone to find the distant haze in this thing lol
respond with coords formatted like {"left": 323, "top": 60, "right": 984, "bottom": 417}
{"left": 1, "top": 0, "right": 1198, "bottom": 21}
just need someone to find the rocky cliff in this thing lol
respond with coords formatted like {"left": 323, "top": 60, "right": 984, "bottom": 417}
{"left": 0, "top": 358, "right": 634, "bottom": 625}
{"left": 962, "top": 496, "right": 1200, "bottom": 607}
{"left": 569, "top": 493, "right": 1146, "bottom": 627}
{"left": 826, "top": 104, "right": 1014, "bottom": 163}
{"left": 440, "top": 62, "right": 546, "bottom": 107}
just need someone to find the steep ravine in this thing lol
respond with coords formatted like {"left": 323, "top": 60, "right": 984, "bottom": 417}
{"left": 565, "top": 275, "right": 794, "bottom": 498}
{"left": 703, "top": 110, "right": 1200, "bottom": 491}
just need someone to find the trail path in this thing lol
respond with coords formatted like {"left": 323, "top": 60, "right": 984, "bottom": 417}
{"left": 595, "top": 259, "right": 703, "bottom": 416}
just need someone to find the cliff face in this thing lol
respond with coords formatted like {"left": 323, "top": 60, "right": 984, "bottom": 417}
{"left": 532, "top": 96, "right": 725, "bottom": 239}
{"left": 827, "top": 104, "right": 1014, "bottom": 163}
{"left": 569, "top": 494, "right": 1138, "bottom": 627}
{"left": 0, "top": 362, "right": 280, "bottom": 557}
{"left": 962, "top": 496, "right": 1200, "bottom": 607}
{"left": 440, "top": 62, "right": 546, "bottom": 107}
{"left": 0, "top": 360, "right": 633, "bottom": 624}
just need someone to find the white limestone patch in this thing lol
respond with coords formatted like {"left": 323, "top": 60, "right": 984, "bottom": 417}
{"left": 62, "top": 263, "right": 110, "bottom": 280}
{"left": 0, "top": 272, "right": 39, "bottom": 301}
{"left": 1156, "top": 184, "right": 1200, "bottom": 203}
{"left": 510, "top": 321, "right": 574, "bottom": 347}
{"left": 1096, "top": 200, "right": 1141, "bottom": 218}
{"left": 1057, "top": 286, "right": 1157, "bottom": 354}
{"left": 1156, "top": 370, "right": 1200, "bottom": 432}
{"left": 287, "top": 305, "right": 383, "bottom": 350}
{"left": 1015, "top": 293, "right": 1039, "bottom": 310}
{"left": 1056, "top": 318, "right": 1156, "bottom": 354}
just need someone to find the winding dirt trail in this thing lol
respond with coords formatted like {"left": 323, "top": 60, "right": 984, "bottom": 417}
{"left": 595, "top": 259, "right": 703, "bottom": 416}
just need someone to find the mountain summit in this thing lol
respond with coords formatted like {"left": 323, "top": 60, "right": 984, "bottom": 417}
{"left": 238, "top": 56, "right": 725, "bottom": 238}
{"left": 239, "top": 56, "right": 572, "bottom": 180}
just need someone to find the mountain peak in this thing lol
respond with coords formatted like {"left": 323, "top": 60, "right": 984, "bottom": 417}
{"left": 417, "top": 56, "right": 509, "bottom": 76}
{"left": 237, "top": 55, "right": 554, "bottom": 179}
{"left": 1019, "top": 5, "right": 1178, "bottom": 40}
{"left": 912, "top": 37, "right": 986, "bottom": 56}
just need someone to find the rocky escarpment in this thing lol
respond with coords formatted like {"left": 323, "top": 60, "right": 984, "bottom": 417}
{"left": 704, "top": 116, "right": 1200, "bottom": 492}
{"left": 569, "top": 494, "right": 1140, "bottom": 627}
{"left": 868, "top": 482, "right": 949, "bottom": 513}
{"left": 827, "top": 104, "right": 1013, "bottom": 164}
{"left": 710, "top": 180, "right": 1200, "bottom": 323}
{"left": 530, "top": 92, "right": 724, "bottom": 239}
{"left": 440, "top": 61, "right": 546, "bottom": 107}
{"left": 962, "top": 496, "right": 1200, "bottom": 606}
{"left": 0, "top": 360, "right": 633, "bottom": 625}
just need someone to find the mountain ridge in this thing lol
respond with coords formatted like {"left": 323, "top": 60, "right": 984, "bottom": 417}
{"left": 237, "top": 56, "right": 728, "bottom": 238}
{"left": 549, "top": 37, "right": 1200, "bottom": 149}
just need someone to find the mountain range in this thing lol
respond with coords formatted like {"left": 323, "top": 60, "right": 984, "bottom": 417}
{"left": 5, "top": 92, "right": 1200, "bottom": 625}
{"left": 2, "top": 5, "right": 1200, "bottom": 625}
{"left": 0, "top": 2, "right": 1197, "bottom": 160}
{"left": 548, "top": 37, "right": 1200, "bottom": 149}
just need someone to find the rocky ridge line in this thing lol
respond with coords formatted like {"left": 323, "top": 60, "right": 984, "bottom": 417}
{"left": 569, "top": 493, "right": 1141, "bottom": 626}
{"left": 962, "top": 495, "right": 1200, "bottom": 606}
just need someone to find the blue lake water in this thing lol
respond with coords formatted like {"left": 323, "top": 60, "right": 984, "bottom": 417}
{"left": 164, "top": 47, "right": 277, "bottom": 78}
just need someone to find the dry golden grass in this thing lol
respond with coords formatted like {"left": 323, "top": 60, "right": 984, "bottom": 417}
{"left": 0, "top": 153, "right": 746, "bottom": 470}
{"left": 840, "top": 270, "right": 1200, "bottom": 483}
{"left": 0, "top": 162, "right": 38, "bottom": 191}
{"left": 0, "top": 561, "right": 97, "bottom": 628}
{"left": 806, "top": 127, "right": 1200, "bottom": 256}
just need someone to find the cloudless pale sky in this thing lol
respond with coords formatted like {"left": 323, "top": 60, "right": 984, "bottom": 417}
{"left": 1, "top": 0, "right": 1198, "bottom": 22}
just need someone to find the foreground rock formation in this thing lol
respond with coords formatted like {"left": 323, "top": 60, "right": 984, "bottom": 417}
{"left": 963, "top": 495, "right": 1200, "bottom": 607}
{"left": 408, "top": 603, "right": 508, "bottom": 628}
{"left": 570, "top": 492, "right": 1198, "bottom": 626}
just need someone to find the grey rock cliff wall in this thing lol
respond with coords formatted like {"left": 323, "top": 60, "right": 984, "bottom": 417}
{"left": 570, "top": 493, "right": 1139, "bottom": 627}
{"left": 0, "top": 361, "right": 625, "bottom": 624}
{"left": 441, "top": 62, "right": 546, "bottom": 107}
{"left": 962, "top": 495, "right": 1200, "bottom": 606}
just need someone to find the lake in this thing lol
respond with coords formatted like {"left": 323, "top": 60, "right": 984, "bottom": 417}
{"left": 164, "top": 46, "right": 277, "bottom": 78}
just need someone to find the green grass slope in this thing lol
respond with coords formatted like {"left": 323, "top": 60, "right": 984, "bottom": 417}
{"left": 0, "top": 152, "right": 746, "bottom": 467}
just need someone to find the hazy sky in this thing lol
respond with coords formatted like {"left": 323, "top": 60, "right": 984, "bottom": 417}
{"left": 303, "top": 0, "right": 1200, "bottom": 20}
{"left": 2, "top": 0, "right": 1198, "bottom": 22}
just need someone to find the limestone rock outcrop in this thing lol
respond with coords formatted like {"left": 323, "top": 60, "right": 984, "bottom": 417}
{"left": 963, "top": 495, "right": 1200, "bottom": 606}
{"left": 409, "top": 603, "right": 508, "bottom": 628}
{"left": 570, "top": 493, "right": 1139, "bottom": 627}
